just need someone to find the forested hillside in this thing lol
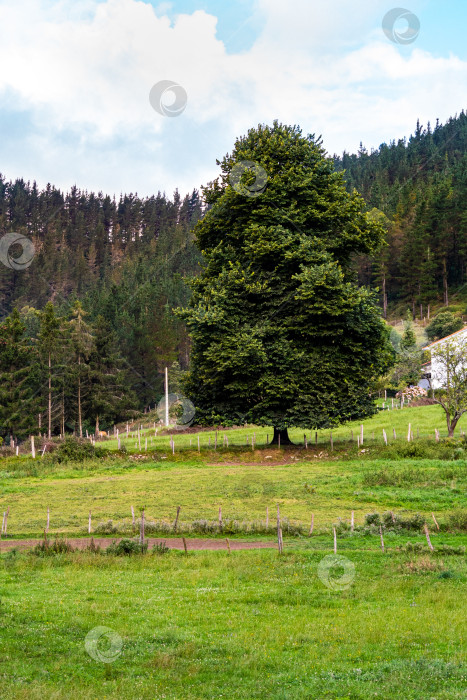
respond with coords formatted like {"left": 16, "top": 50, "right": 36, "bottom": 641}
{"left": 2, "top": 112, "right": 467, "bottom": 435}
{"left": 334, "top": 111, "right": 467, "bottom": 318}
{"left": 0, "top": 182, "right": 204, "bottom": 415}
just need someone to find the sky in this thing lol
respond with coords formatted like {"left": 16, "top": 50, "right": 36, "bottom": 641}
{"left": 1, "top": 0, "right": 467, "bottom": 199}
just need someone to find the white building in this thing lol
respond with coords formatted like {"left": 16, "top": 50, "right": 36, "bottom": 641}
{"left": 423, "top": 327, "right": 467, "bottom": 389}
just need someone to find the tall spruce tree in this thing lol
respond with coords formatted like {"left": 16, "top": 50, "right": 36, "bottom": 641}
{"left": 68, "top": 301, "right": 93, "bottom": 437}
{"left": 0, "top": 308, "right": 37, "bottom": 441}
{"left": 86, "top": 315, "right": 136, "bottom": 433}
{"left": 38, "top": 302, "right": 62, "bottom": 438}
{"left": 179, "top": 122, "right": 393, "bottom": 442}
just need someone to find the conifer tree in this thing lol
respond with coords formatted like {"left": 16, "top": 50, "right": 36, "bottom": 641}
{"left": 68, "top": 301, "right": 93, "bottom": 437}
{"left": 0, "top": 308, "right": 37, "bottom": 441}
{"left": 180, "top": 122, "right": 393, "bottom": 442}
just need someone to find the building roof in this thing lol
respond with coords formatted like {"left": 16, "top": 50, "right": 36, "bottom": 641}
{"left": 423, "top": 325, "right": 467, "bottom": 350}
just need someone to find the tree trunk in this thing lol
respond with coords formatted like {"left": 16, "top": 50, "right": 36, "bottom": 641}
{"left": 382, "top": 273, "right": 387, "bottom": 319}
{"left": 447, "top": 415, "right": 460, "bottom": 438}
{"left": 443, "top": 259, "right": 449, "bottom": 306}
{"left": 48, "top": 352, "right": 52, "bottom": 439}
{"left": 269, "top": 427, "right": 293, "bottom": 445}
{"left": 78, "top": 355, "right": 82, "bottom": 438}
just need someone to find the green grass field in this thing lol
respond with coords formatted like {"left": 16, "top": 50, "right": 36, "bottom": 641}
{"left": 96, "top": 404, "right": 466, "bottom": 455}
{"left": 1, "top": 407, "right": 467, "bottom": 699}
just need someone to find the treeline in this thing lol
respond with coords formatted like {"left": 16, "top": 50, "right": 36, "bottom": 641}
{"left": 0, "top": 181, "right": 204, "bottom": 409}
{"left": 0, "top": 301, "right": 139, "bottom": 442}
{"left": 334, "top": 111, "right": 467, "bottom": 316}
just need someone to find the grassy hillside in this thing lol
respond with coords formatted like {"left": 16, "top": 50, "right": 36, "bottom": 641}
{"left": 1, "top": 545, "right": 466, "bottom": 699}
{"left": 1, "top": 405, "right": 466, "bottom": 699}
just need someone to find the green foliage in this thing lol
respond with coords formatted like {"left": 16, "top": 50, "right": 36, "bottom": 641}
{"left": 53, "top": 436, "right": 103, "bottom": 463}
{"left": 399, "top": 310, "right": 417, "bottom": 351}
{"left": 32, "top": 537, "right": 75, "bottom": 556}
{"left": 0, "top": 308, "right": 38, "bottom": 440}
{"left": 106, "top": 538, "right": 148, "bottom": 555}
{"left": 426, "top": 311, "right": 464, "bottom": 342}
{"left": 431, "top": 337, "right": 467, "bottom": 436}
{"left": 364, "top": 511, "right": 425, "bottom": 531}
{"left": 180, "top": 122, "right": 393, "bottom": 431}
{"left": 447, "top": 509, "right": 467, "bottom": 531}
{"left": 335, "top": 112, "right": 467, "bottom": 311}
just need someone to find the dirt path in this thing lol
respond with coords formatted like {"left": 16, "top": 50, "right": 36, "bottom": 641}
{"left": 0, "top": 537, "right": 277, "bottom": 552}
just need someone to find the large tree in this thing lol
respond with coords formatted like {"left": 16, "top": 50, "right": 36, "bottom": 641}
{"left": 179, "top": 122, "right": 393, "bottom": 443}
{"left": 0, "top": 308, "right": 38, "bottom": 441}
{"left": 431, "top": 336, "right": 467, "bottom": 436}
{"left": 68, "top": 301, "right": 93, "bottom": 437}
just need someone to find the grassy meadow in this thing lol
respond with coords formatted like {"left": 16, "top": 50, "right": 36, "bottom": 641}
{"left": 1, "top": 404, "right": 467, "bottom": 698}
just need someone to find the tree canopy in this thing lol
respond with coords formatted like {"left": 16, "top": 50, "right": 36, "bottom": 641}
{"left": 426, "top": 311, "right": 464, "bottom": 343}
{"left": 179, "top": 122, "right": 393, "bottom": 441}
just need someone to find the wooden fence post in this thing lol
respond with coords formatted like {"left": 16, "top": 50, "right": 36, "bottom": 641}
{"left": 218, "top": 506, "right": 222, "bottom": 530}
{"left": 88, "top": 510, "right": 92, "bottom": 534}
{"left": 424, "top": 523, "right": 434, "bottom": 551}
{"left": 31, "top": 435, "right": 35, "bottom": 459}
{"left": 182, "top": 537, "right": 188, "bottom": 554}
{"left": 3, "top": 507, "right": 9, "bottom": 537}
{"left": 277, "top": 505, "right": 282, "bottom": 554}
{"left": 46, "top": 507, "right": 50, "bottom": 534}
{"left": 309, "top": 513, "right": 314, "bottom": 535}
{"left": 140, "top": 509, "right": 145, "bottom": 545}
{"left": 407, "top": 423, "right": 411, "bottom": 442}
{"left": 383, "top": 429, "right": 387, "bottom": 445}
{"left": 431, "top": 513, "right": 440, "bottom": 531}
{"left": 379, "top": 525, "right": 385, "bottom": 552}
{"left": 173, "top": 506, "right": 181, "bottom": 533}
{"left": 333, "top": 526, "right": 337, "bottom": 554}
{"left": 226, "top": 538, "right": 231, "bottom": 554}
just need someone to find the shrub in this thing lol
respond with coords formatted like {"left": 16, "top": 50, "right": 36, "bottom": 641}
{"left": 94, "top": 520, "right": 119, "bottom": 535}
{"left": 426, "top": 311, "right": 464, "bottom": 343}
{"left": 152, "top": 541, "right": 170, "bottom": 555}
{"left": 106, "top": 538, "right": 148, "bottom": 555}
{"left": 84, "top": 538, "right": 102, "bottom": 553}
{"left": 365, "top": 512, "right": 381, "bottom": 526}
{"left": 32, "top": 536, "right": 75, "bottom": 556}
{"left": 447, "top": 510, "right": 467, "bottom": 531}
{"left": 53, "top": 437, "right": 104, "bottom": 463}
{"left": 434, "top": 544, "right": 466, "bottom": 556}
{"left": 365, "top": 511, "right": 424, "bottom": 531}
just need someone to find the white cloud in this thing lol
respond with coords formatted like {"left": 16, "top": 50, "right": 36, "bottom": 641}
{"left": 0, "top": 0, "right": 465, "bottom": 196}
